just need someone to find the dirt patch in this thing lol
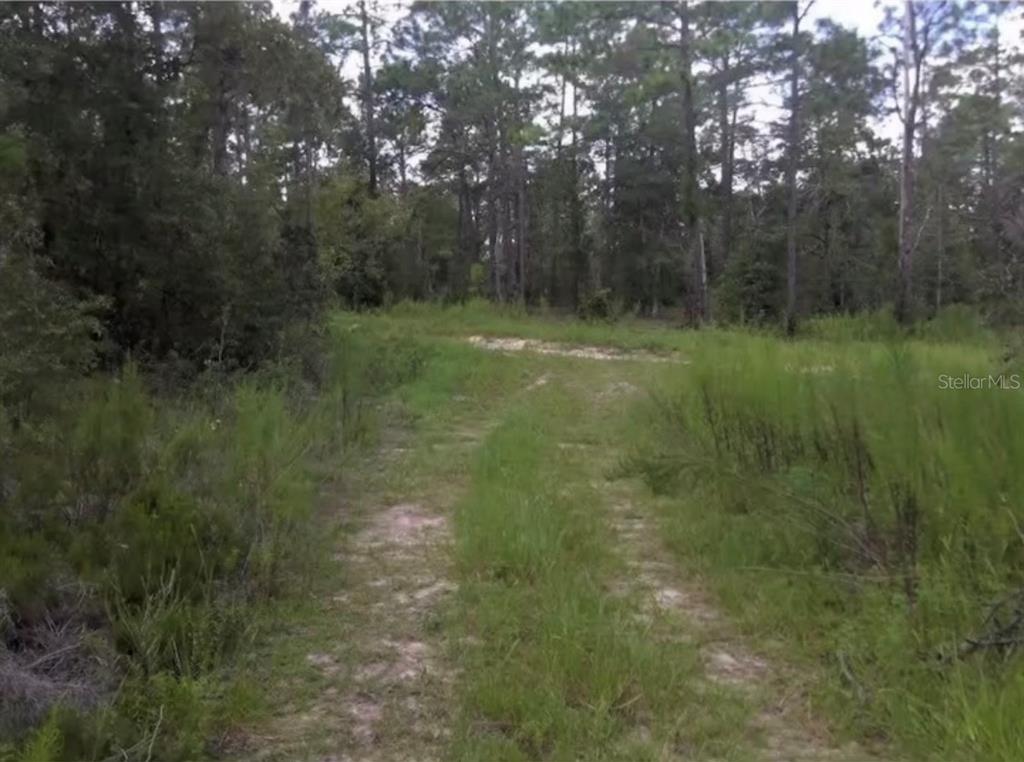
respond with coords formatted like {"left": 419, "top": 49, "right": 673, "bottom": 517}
{"left": 357, "top": 503, "right": 448, "bottom": 548}
{"left": 604, "top": 492, "right": 865, "bottom": 760}
{"left": 345, "top": 698, "right": 383, "bottom": 745}
{"left": 466, "top": 335, "right": 680, "bottom": 363}
{"left": 250, "top": 491, "right": 459, "bottom": 760}
{"left": 705, "top": 648, "right": 770, "bottom": 685}
{"left": 526, "top": 373, "right": 550, "bottom": 391}
{"left": 600, "top": 380, "right": 641, "bottom": 398}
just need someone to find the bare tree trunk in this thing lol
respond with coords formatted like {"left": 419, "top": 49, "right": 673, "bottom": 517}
{"left": 485, "top": 9, "right": 503, "bottom": 301}
{"left": 516, "top": 143, "right": 527, "bottom": 304}
{"left": 678, "top": 1, "right": 704, "bottom": 322}
{"left": 550, "top": 58, "right": 567, "bottom": 305}
{"left": 936, "top": 186, "right": 944, "bottom": 311}
{"left": 784, "top": 3, "right": 802, "bottom": 336}
{"left": 358, "top": 0, "right": 377, "bottom": 196}
{"left": 454, "top": 170, "right": 474, "bottom": 300}
{"left": 717, "top": 70, "right": 736, "bottom": 274}
{"left": 486, "top": 146, "right": 501, "bottom": 301}
{"left": 500, "top": 182, "right": 513, "bottom": 299}
{"left": 570, "top": 71, "right": 588, "bottom": 303}
{"left": 896, "top": 0, "right": 918, "bottom": 324}
{"left": 398, "top": 139, "right": 408, "bottom": 197}
{"left": 213, "top": 70, "right": 230, "bottom": 176}
{"left": 699, "top": 231, "right": 709, "bottom": 320}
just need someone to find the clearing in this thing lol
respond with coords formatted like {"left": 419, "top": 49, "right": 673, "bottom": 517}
{"left": 234, "top": 313, "right": 888, "bottom": 762}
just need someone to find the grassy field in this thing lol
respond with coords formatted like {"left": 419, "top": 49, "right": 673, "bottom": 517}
{"left": 7, "top": 301, "right": 1023, "bottom": 760}
{"left": 448, "top": 364, "right": 753, "bottom": 760}
{"left": 622, "top": 327, "right": 1024, "bottom": 761}
{"left": 362, "top": 302, "right": 1024, "bottom": 761}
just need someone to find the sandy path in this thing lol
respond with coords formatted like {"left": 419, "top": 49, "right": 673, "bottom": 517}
{"left": 466, "top": 334, "right": 682, "bottom": 363}
{"left": 240, "top": 415, "right": 478, "bottom": 761}
{"left": 585, "top": 380, "right": 872, "bottom": 762}
{"left": 242, "top": 339, "right": 882, "bottom": 761}
{"left": 318, "top": 500, "right": 457, "bottom": 762}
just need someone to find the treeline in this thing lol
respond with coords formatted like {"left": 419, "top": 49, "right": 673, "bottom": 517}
{"left": 3, "top": 2, "right": 1023, "bottom": 382}
{"left": 0, "top": 4, "right": 431, "bottom": 756}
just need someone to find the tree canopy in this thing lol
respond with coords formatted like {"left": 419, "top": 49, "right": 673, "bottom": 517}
{"left": 2, "top": 0, "right": 1022, "bottom": 373}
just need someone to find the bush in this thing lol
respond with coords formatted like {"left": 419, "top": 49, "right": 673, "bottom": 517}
{"left": 0, "top": 256, "right": 105, "bottom": 411}
{"left": 0, "top": 315, "right": 417, "bottom": 758}
{"left": 576, "top": 288, "right": 617, "bottom": 322}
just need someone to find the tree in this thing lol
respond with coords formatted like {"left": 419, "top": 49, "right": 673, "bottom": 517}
{"left": 677, "top": 1, "right": 705, "bottom": 322}
{"left": 886, "top": 0, "right": 960, "bottom": 323}
{"left": 783, "top": 1, "right": 810, "bottom": 334}
{"left": 358, "top": 0, "right": 380, "bottom": 195}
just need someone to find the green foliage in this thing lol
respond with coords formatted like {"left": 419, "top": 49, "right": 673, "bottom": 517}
{"left": 70, "top": 368, "right": 152, "bottom": 513}
{"left": 802, "top": 309, "right": 903, "bottom": 342}
{"left": 0, "top": 317, "right": 426, "bottom": 759}
{"left": 803, "top": 305, "right": 995, "bottom": 345}
{"left": 13, "top": 712, "right": 61, "bottom": 762}
{"left": 576, "top": 288, "right": 617, "bottom": 322}
{"left": 0, "top": 257, "right": 104, "bottom": 409}
{"left": 451, "top": 389, "right": 743, "bottom": 759}
{"left": 625, "top": 329, "right": 1024, "bottom": 759}
{"left": 317, "top": 174, "right": 394, "bottom": 308}
{"left": 715, "top": 253, "right": 783, "bottom": 326}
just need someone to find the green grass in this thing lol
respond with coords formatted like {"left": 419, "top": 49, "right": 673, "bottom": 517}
{"left": 221, "top": 315, "right": 536, "bottom": 760}
{"left": 0, "top": 317, "right": 434, "bottom": 760}
{"left": 10, "top": 299, "right": 1013, "bottom": 760}
{"left": 624, "top": 326, "right": 1024, "bottom": 760}
{"left": 344, "top": 301, "right": 1024, "bottom": 759}
{"left": 448, "top": 372, "right": 749, "bottom": 760}
{"left": 244, "top": 304, "right": 1024, "bottom": 761}
{"left": 372, "top": 298, "right": 699, "bottom": 353}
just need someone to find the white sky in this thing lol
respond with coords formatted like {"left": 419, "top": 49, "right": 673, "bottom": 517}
{"left": 272, "top": 1, "right": 1023, "bottom": 161}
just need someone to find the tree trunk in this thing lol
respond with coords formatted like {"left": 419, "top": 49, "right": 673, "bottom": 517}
{"left": 213, "top": 69, "right": 230, "bottom": 176}
{"left": 570, "top": 70, "right": 587, "bottom": 304}
{"left": 455, "top": 170, "right": 474, "bottom": 300}
{"left": 936, "top": 186, "right": 944, "bottom": 311}
{"left": 500, "top": 182, "right": 513, "bottom": 299}
{"left": 784, "top": 3, "right": 802, "bottom": 336}
{"left": 516, "top": 142, "right": 527, "bottom": 304}
{"left": 717, "top": 72, "right": 736, "bottom": 274}
{"left": 398, "top": 139, "right": 408, "bottom": 197}
{"left": 358, "top": 0, "right": 377, "bottom": 196}
{"left": 678, "top": 1, "right": 704, "bottom": 321}
{"left": 485, "top": 9, "right": 503, "bottom": 301}
{"left": 896, "top": 0, "right": 918, "bottom": 324}
{"left": 699, "top": 231, "right": 709, "bottom": 320}
{"left": 486, "top": 146, "right": 501, "bottom": 301}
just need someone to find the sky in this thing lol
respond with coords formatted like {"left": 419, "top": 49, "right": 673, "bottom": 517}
{"left": 273, "top": 0, "right": 895, "bottom": 38}
{"left": 270, "top": 0, "right": 897, "bottom": 128}
{"left": 270, "top": 1, "right": 1023, "bottom": 159}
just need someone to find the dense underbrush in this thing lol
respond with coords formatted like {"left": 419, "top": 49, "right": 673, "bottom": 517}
{"left": 0, "top": 317, "right": 430, "bottom": 761}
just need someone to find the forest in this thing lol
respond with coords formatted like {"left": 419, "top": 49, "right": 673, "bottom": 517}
{"left": 2, "top": 1, "right": 1024, "bottom": 761}
{"left": 3, "top": 0, "right": 1023, "bottom": 351}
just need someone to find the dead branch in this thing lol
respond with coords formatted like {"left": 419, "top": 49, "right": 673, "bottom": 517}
{"left": 945, "top": 587, "right": 1024, "bottom": 662}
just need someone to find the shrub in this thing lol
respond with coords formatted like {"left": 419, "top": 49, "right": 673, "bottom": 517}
{"left": 0, "top": 256, "right": 105, "bottom": 412}
{"left": 0, "top": 316, "right": 419, "bottom": 757}
{"left": 576, "top": 288, "right": 617, "bottom": 322}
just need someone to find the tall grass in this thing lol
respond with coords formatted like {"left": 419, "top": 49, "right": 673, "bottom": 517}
{"left": 627, "top": 328, "right": 1024, "bottom": 759}
{"left": 802, "top": 305, "right": 996, "bottom": 345}
{"left": 450, "top": 387, "right": 747, "bottom": 761}
{"left": 0, "top": 317, "right": 429, "bottom": 760}
{"left": 381, "top": 299, "right": 697, "bottom": 354}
